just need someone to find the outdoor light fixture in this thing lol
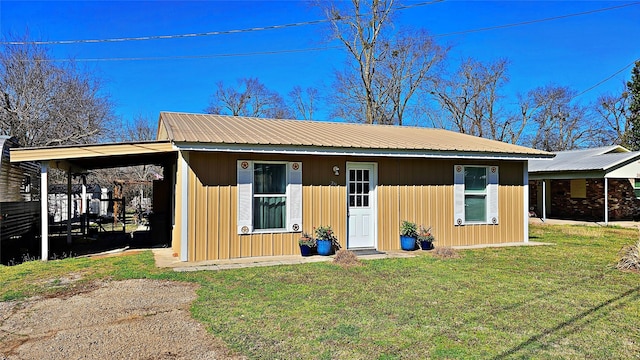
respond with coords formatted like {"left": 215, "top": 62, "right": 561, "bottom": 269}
{"left": 333, "top": 166, "right": 340, "bottom": 176}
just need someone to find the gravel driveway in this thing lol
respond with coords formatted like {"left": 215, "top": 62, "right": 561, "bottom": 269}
{"left": 0, "top": 279, "right": 244, "bottom": 360}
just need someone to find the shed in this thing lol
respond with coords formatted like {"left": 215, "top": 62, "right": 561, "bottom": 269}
{"left": 11, "top": 112, "right": 553, "bottom": 262}
{"left": 528, "top": 145, "right": 640, "bottom": 224}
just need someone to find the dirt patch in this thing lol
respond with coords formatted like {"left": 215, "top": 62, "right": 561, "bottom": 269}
{"left": 0, "top": 279, "right": 244, "bottom": 360}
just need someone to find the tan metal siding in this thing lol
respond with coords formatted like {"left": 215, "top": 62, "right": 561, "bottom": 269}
{"left": 377, "top": 159, "right": 525, "bottom": 250}
{"left": 183, "top": 152, "right": 525, "bottom": 261}
{"left": 185, "top": 152, "right": 347, "bottom": 261}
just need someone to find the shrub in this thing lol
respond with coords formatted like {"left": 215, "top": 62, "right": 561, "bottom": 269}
{"left": 400, "top": 220, "right": 418, "bottom": 237}
{"left": 616, "top": 240, "right": 640, "bottom": 272}
{"left": 332, "top": 249, "right": 361, "bottom": 267}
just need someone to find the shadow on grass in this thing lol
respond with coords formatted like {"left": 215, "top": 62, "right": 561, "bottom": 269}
{"left": 493, "top": 284, "right": 640, "bottom": 359}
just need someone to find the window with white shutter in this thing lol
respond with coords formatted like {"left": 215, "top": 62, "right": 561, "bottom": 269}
{"left": 237, "top": 160, "right": 302, "bottom": 234}
{"left": 454, "top": 165, "right": 499, "bottom": 225}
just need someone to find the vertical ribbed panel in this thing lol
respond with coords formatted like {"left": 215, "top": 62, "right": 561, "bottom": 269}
{"left": 185, "top": 153, "right": 525, "bottom": 261}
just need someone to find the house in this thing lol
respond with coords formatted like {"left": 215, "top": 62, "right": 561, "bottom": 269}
{"left": 11, "top": 112, "right": 552, "bottom": 262}
{"left": 0, "top": 136, "right": 40, "bottom": 263}
{"left": 528, "top": 145, "right": 640, "bottom": 224}
{"left": 48, "top": 184, "right": 108, "bottom": 222}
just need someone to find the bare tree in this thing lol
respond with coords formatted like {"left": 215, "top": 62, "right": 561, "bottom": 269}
{"left": 378, "top": 29, "right": 446, "bottom": 125}
{"left": 521, "top": 85, "right": 593, "bottom": 151}
{"left": 429, "top": 58, "right": 516, "bottom": 141}
{"left": 124, "top": 114, "right": 157, "bottom": 141}
{"left": 0, "top": 36, "right": 115, "bottom": 147}
{"left": 321, "top": 0, "right": 396, "bottom": 124}
{"left": 593, "top": 91, "right": 630, "bottom": 146}
{"left": 288, "top": 86, "right": 319, "bottom": 120}
{"left": 206, "top": 78, "right": 292, "bottom": 119}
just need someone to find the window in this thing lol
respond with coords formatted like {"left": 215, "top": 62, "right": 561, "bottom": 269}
{"left": 634, "top": 179, "right": 640, "bottom": 198}
{"left": 237, "top": 161, "right": 302, "bottom": 234}
{"left": 454, "top": 165, "right": 499, "bottom": 225}
{"left": 464, "top": 167, "right": 487, "bottom": 222}
{"left": 570, "top": 179, "right": 586, "bottom": 198}
{"left": 253, "top": 163, "right": 286, "bottom": 230}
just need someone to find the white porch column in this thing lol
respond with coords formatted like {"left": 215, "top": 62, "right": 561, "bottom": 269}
{"left": 40, "top": 163, "right": 49, "bottom": 261}
{"left": 604, "top": 177, "right": 609, "bottom": 225}
{"left": 66, "top": 171, "right": 72, "bottom": 245}
{"left": 81, "top": 175, "right": 87, "bottom": 235}
{"left": 542, "top": 180, "right": 547, "bottom": 221}
{"left": 523, "top": 162, "right": 529, "bottom": 243}
{"left": 179, "top": 151, "right": 189, "bottom": 262}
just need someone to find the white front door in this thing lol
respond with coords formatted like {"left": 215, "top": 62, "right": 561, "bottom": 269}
{"left": 347, "top": 163, "right": 376, "bottom": 248}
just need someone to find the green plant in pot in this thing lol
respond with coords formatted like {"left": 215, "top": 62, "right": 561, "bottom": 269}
{"left": 417, "top": 225, "right": 435, "bottom": 250}
{"left": 400, "top": 220, "right": 418, "bottom": 251}
{"left": 298, "top": 232, "right": 316, "bottom": 257}
{"left": 315, "top": 225, "right": 341, "bottom": 256}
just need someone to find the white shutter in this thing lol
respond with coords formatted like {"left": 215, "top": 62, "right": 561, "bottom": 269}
{"left": 237, "top": 160, "right": 253, "bottom": 234}
{"left": 487, "top": 166, "right": 499, "bottom": 225}
{"left": 287, "top": 162, "right": 303, "bottom": 232}
{"left": 454, "top": 165, "right": 465, "bottom": 226}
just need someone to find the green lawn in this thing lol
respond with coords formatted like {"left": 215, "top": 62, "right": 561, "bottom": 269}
{"left": 1, "top": 224, "right": 639, "bottom": 359}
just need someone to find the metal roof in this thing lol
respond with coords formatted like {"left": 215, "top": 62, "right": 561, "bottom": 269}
{"left": 529, "top": 146, "right": 640, "bottom": 173}
{"left": 158, "top": 112, "right": 552, "bottom": 158}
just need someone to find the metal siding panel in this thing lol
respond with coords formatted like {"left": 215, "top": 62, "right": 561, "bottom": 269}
{"left": 207, "top": 186, "right": 219, "bottom": 260}
{"left": 220, "top": 185, "right": 231, "bottom": 259}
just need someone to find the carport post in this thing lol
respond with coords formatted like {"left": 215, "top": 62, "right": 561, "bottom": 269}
{"left": 67, "top": 171, "right": 72, "bottom": 245}
{"left": 40, "top": 162, "right": 49, "bottom": 261}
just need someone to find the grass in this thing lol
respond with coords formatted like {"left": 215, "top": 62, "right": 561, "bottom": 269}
{"left": 1, "top": 224, "right": 639, "bottom": 359}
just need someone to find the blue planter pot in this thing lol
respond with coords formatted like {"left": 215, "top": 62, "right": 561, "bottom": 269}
{"left": 420, "top": 240, "right": 434, "bottom": 251}
{"left": 299, "top": 245, "right": 313, "bottom": 257}
{"left": 400, "top": 236, "right": 417, "bottom": 251}
{"left": 317, "top": 239, "right": 333, "bottom": 256}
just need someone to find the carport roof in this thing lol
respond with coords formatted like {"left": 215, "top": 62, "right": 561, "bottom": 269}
{"left": 10, "top": 141, "right": 175, "bottom": 171}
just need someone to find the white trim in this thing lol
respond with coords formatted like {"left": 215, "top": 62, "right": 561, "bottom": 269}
{"left": 542, "top": 180, "right": 547, "bottom": 221}
{"left": 523, "top": 162, "right": 529, "bottom": 243}
{"left": 179, "top": 151, "right": 189, "bottom": 262}
{"left": 346, "top": 162, "right": 378, "bottom": 249}
{"left": 174, "top": 142, "right": 550, "bottom": 161}
{"left": 604, "top": 177, "right": 609, "bottom": 225}
{"left": 40, "top": 162, "right": 49, "bottom": 261}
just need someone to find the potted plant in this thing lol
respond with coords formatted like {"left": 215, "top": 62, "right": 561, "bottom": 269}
{"left": 417, "top": 225, "right": 435, "bottom": 250}
{"left": 400, "top": 220, "right": 418, "bottom": 251}
{"left": 315, "top": 225, "right": 341, "bottom": 256}
{"left": 298, "top": 232, "right": 316, "bottom": 257}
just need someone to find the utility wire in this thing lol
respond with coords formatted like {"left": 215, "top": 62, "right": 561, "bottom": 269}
{"left": 572, "top": 58, "right": 639, "bottom": 100}
{"left": 0, "top": 0, "right": 444, "bottom": 45}
{"left": 23, "top": 1, "right": 639, "bottom": 63}
{"left": 434, "top": 1, "right": 639, "bottom": 38}
{"left": 67, "top": 46, "right": 341, "bottom": 62}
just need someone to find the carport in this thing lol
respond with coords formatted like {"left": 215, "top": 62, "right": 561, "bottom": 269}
{"left": 10, "top": 141, "right": 177, "bottom": 260}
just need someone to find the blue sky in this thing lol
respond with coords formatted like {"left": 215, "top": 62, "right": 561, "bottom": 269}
{"left": 1, "top": 0, "right": 639, "bottom": 125}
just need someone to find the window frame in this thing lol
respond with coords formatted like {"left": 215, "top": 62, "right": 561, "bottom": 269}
{"left": 237, "top": 160, "right": 302, "bottom": 235}
{"left": 463, "top": 166, "right": 488, "bottom": 224}
{"left": 454, "top": 165, "right": 499, "bottom": 226}
{"left": 252, "top": 162, "right": 289, "bottom": 232}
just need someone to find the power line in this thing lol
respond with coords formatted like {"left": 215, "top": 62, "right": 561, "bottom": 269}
{"left": 572, "top": 58, "right": 639, "bottom": 100}
{"left": 0, "top": 0, "right": 444, "bottom": 45}
{"left": 435, "top": 1, "right": 639, "bottom": 37}
{"left": 64, "top": 46, "right": 341, "bottom": 62}
{"left": 20, "top": 1, "right": 638, "bottom": 63}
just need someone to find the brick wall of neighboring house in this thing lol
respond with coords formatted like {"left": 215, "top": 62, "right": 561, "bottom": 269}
{"left": 529, "top": 178, "right": 640, "bottom": 221}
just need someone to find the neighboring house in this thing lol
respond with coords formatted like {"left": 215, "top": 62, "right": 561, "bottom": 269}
{"left": 528, "top": 145, "right": 640, "bottom": 224}
{"left": 11, "top": 112, "right": 552, "bottom": 262}
{"left": 48, "top": 184, "right": 109, "bottom": 222}
{"left": 0, "top": 136, "right": 40, "bottom": 262}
